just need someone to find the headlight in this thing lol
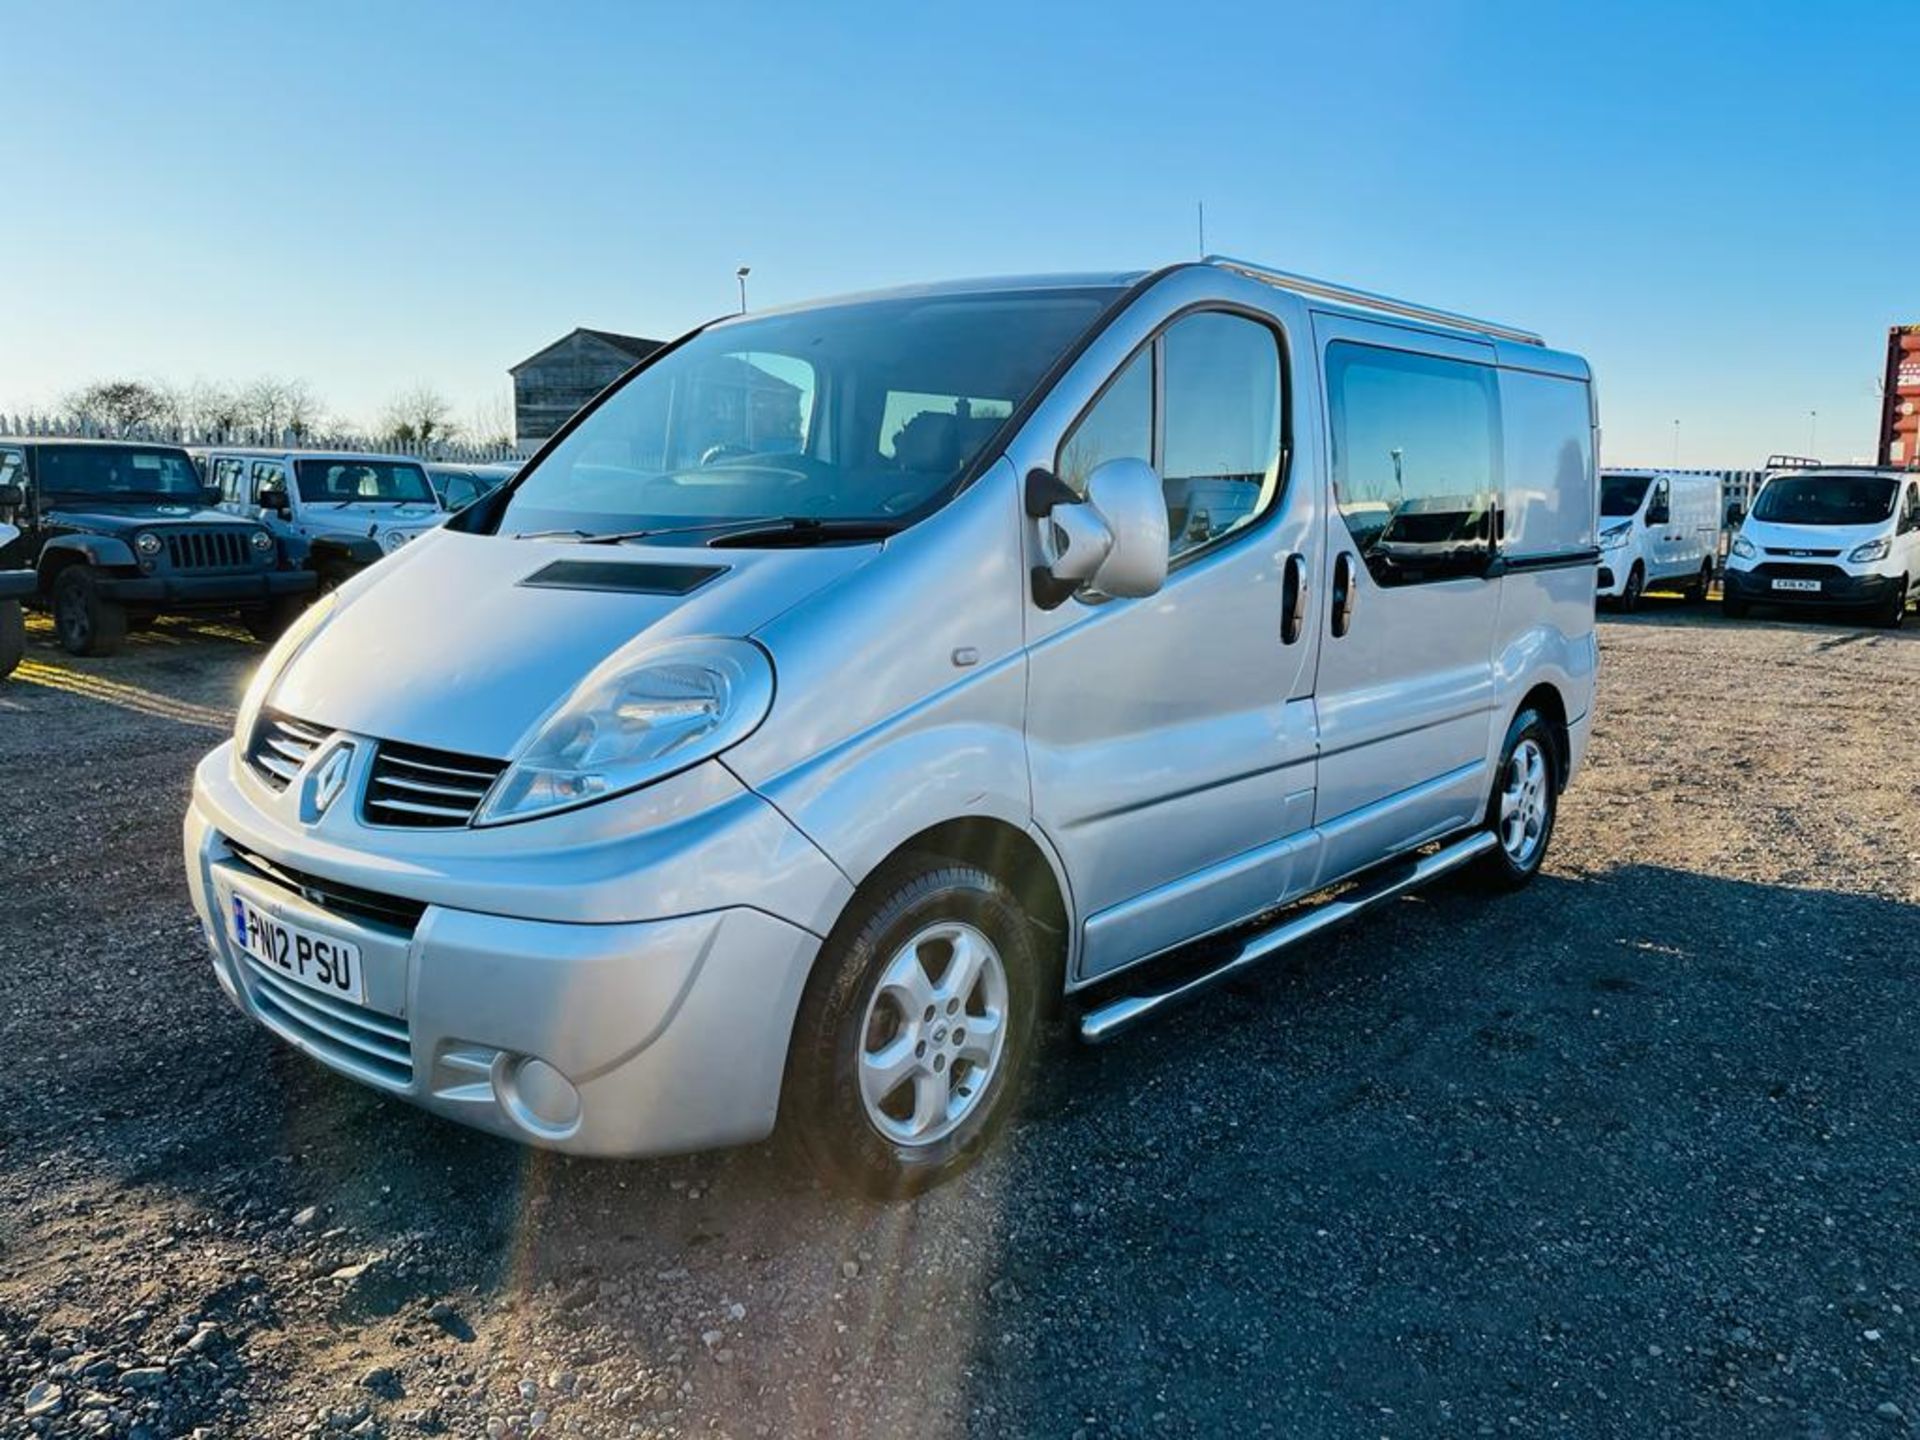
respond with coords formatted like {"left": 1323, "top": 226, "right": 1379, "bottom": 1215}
{"left": 475, "top": 637, "right": 774, "bottom": 826}
{"left": 250, "top": 529, "right": 275, "bottom": 552}
{"left": 134, "top": 531, "right": 162, "bottom": 556}
{"left": 1599, "top": 524, "right": 1631, "bottom": 550}
{"left": 1849, "top": 537, "right": 1891, "bottom": 564}
{"left": 1730, "top": 534, "right": 1757, "bottom": 560}
{"left": 233, "top": 593, "right": 339, "bottom": 752}
{"left": 382, "top": 529, "right": 412, "bottom": 553}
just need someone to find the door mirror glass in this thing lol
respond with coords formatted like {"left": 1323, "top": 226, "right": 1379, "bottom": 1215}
{"left": 1042, "top": 457, "right": 1169, "bottom": 601}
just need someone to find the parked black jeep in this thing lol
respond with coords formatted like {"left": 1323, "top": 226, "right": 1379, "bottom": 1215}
{"left": 0, "top": 438, "right": 317, "bottom": 656}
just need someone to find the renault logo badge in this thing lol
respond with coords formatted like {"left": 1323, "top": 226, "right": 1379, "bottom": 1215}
{"left": 305, "top": 741, "right": 355, "bottom": 821}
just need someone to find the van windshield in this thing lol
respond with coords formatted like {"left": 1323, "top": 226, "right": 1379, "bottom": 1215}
{"left": 1600, "top": 474, "right": 1651, "bottom": 517}
{"left": 295, "top": 459, "right": 435, "bottom": 505}
{"left": 1751, "top": 474, "right": 1897, "bottom": 526}
{"left": 496, "top": 289, "right": 1118, "bottom": 540}
{"left": 36, "top": 445, "right": 204, "bottom": 500}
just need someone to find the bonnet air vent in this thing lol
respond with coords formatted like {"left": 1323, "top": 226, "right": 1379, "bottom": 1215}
{"left": 519, "top": 559, "right": 727, "bottom": 596}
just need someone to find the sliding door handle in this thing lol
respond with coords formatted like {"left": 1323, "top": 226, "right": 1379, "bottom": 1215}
{"left": 1281, "top": 552, "right": 1308, "bottom": 644}
{"left": 1330, "top": 552, "right": 1357, "bottom": 638}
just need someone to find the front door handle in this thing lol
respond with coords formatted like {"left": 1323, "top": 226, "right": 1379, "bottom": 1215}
{"left": 1281, "top": 552, "right": 1308, "bottom": 644}
{"left": 1331, "top": 552, "right": 1357, "bottom": 638}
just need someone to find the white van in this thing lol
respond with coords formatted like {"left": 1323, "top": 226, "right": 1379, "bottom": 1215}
{"left": 183, "top": 260, "right": 1598, "bottom": 1194}
{"left": 1722, "top": 467, "right": 1919, "bottom": 626}
{"left": 205, "top": 449, "right": 446, "bottom": 588}
{"left": 1597, "top": 469, "right": 1720, "bottom": 608}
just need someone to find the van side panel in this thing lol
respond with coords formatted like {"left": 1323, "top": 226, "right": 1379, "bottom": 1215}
{"left": 1489, "top": 368, "right": 1598, "bottom": 770}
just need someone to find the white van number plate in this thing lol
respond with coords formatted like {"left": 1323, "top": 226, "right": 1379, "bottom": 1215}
{"left": 231, "top": 894, "right": 364, "bottom": 1003}
{"left": 1771, "top": 578, "right": 1821, "bottom": 593}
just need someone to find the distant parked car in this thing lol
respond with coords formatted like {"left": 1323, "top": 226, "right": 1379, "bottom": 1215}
{"left": 0, "top": 438, "right": 316, "bottom": 655}
{"left": 1723, "top": 467, "right": 1919, "bottom": 626}
{"left": 426, "top": 462, "right": 519, "bottom": 511}
{"left": 202, "top": 448, "right": 446, "bottom": 590}
{"left": 0, "top": 521, "right": 31, "bottom": 678}
{"left": 1597, "top": 470, "right": 1721, "bottom": 609}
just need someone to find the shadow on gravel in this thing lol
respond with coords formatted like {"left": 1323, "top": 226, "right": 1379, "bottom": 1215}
{"left": 12, "top": 861, "right": 1919, "bottom": 1436}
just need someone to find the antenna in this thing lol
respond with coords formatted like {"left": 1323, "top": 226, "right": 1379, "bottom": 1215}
{"left": 1196, "top": 201, "right": 1206, "bottom": 260}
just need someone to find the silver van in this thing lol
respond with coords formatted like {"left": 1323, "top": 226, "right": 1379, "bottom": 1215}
{"left": 204, "top": 448, "right": 446, "bottom": 588}
{"left": 184, "top": 260, "right": 1599, "bottom": 1194}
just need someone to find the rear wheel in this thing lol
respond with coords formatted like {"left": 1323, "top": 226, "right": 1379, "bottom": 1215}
{"left": 782, "top": 856, "right": 1043, "bottom": 1197}
{"left": 1470, "top": 708, "right": 1558, "bottom": 892}
{"left": 52, "top": 566, "right": 127, "bottom": 657}
{"left": 0, "top": 599, "right": 23, "bottom": 678}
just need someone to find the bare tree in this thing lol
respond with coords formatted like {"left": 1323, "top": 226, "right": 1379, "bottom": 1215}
{"left": 62, "top": 379, "right": 171, "bottom": 433}
{"left": 237, "top": 378, "right": 322, "bottom": 441}
{"left": 380, "top": 384, "right": 456, "bottom": 448}
{"left": 467, "top": 386, "right": 515, "bottom": 449}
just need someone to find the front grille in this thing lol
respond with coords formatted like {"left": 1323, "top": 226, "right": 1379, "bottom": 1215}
{"left": 364, "top": 740, "right": 505, "bottom": 828}
{"left": 240, "top": 953, "right": 413, "bottom": 1087}
{"left": 1763, "top": 546, "right": 1841, "bottom": 557}
{"left": 226, "top": 841, "right": 428, "bottom": 932}
{"left": 164, "top": 528, "right": 252, "bottom": 571}
{"left": 1752, "top": 561, "right": 1847, "bottom": 581}
{"left": 246, "top": 712, "right": 329, "bottom": 791}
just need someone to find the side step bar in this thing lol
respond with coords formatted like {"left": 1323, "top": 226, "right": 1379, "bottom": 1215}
{"left": 1077, "top": 830, "right": 1500, "bottom": 1043}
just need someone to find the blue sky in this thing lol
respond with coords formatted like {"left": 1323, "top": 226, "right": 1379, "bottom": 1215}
{"left": 2, "top": 1, "right": 1912, "bottom": 464}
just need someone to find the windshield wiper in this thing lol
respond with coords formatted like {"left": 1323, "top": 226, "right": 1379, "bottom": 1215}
{"left": 705, "top": 517, "right": 902, "bottom": 547}
{"left": 511, "top": 517, "right": 888, "bottom": 545}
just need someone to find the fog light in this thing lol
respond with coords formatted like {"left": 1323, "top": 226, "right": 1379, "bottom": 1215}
{"left": 496, "top": 1054, "right": 581, "bottom": 1139}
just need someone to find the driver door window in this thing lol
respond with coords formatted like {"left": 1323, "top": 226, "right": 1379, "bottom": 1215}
{"left": 1055, "top": 311, "right": 1283, "bottom": 562}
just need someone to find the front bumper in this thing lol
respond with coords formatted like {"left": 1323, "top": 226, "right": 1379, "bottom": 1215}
{"left": 1723, "top": 565, "right": 1899, "bottom": 608}
{"left": 99, "top": 568, "right": 317, "bottom": 608}
{"left": 0, "top": 570, "right": 33, "bottom": 601}
{"left": 184, "top": 796, "right": 827, "bottom": 1156}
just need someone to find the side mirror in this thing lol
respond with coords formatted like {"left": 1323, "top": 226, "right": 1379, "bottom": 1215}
{"left": 1725, "top": 502, "right": 1744, "bottom": 527}
{"left": 255, "top": 484, "right": 288, "bottom": 513}
{"left": 0, "top": 482, "right": 22, "bottom": 509}
{"left": 201, "top": 483, "right": 224, "bottom": 507}
{"left": 1029, "top": 458, "right": 1169, "bottom": 608}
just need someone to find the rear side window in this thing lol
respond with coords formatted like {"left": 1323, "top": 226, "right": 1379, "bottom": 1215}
{"left": 1328, "top": 342, "right": 1499, "bottom": 584}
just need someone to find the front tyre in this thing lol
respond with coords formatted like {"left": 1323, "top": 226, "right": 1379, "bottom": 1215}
{"left": 0, "top": 599, "right": 23, "bottom": 678}
{"left": 1872, "top": 575, "right": 1908, "bottom": 630}
{"left": 52, "top": 566, "right": 127, "bottom": 657}
{"left": 783, "top": 856, "right": 1042, "bottom": 1198}
{"left": 244, "top": 595, "right": 307, "bottom": 643}
{"left": 1619, "top": 562, "right": 1645, "bottom": 613}
{"left": 1470, "top": 708, "right": 1559, "bottom": 892}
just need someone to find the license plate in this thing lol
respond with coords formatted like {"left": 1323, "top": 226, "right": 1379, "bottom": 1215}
{"left": 230, "top": 893, "right": 364, "bottom": 1004}
{"left": 1771, "top": 578, "right": 1821, "bottom": 593}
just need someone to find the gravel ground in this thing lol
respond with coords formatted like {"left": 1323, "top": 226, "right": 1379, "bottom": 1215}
{"left": 2, "top": 600, "right": 1917, "bottom": 1440}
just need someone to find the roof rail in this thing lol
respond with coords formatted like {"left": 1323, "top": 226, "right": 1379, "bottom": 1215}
{"left": 1204, "top": 255, "right": 1545, "bottom": 347}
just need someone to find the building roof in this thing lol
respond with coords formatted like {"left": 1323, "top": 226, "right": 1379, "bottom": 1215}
{"left": 511, "top": 327, "right": 664, "bottom": 374}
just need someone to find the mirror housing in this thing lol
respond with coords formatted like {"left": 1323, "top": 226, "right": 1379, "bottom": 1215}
{"left": 1029, "top": 458, "right": 1169, "bottom": 608}
{"left": 1725, "top": 501, "right": 1745, "bottom": 527}
{"left": 200, "top": 483, "right": 223, "bottom": 507}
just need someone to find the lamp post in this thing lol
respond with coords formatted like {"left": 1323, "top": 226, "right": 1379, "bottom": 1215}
{"left": 736, "top": 266, "right": 751, "bottom": 315}
{"left": 1671, "top": 419, "right": 1681, "bottom": 466}
{"left": 1808, "top": 409, "right": 1818, "bottom": 455}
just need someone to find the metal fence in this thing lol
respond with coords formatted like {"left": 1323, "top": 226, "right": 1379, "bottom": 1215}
{"left": 0, "top": 414, "right": 521, "bottom": 464}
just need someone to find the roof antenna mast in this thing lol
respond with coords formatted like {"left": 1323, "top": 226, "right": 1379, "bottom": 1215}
{"left": 1197, "top": 201, "right": 1206, "bottom": 260}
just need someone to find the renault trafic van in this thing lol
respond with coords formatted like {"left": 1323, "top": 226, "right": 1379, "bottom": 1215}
{"left": 1597, "top": 469, "right": 1721, "bottom": 608}
{"left": 1722, "top": 467, "right": 1919, "bottom": 626}
{"left": 184, "top": 260, "right": 1599, "bottom": 1195}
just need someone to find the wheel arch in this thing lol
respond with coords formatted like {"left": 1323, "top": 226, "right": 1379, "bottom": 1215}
{"left": 1514, "top": 680, "right": 1571, "bottom": 790}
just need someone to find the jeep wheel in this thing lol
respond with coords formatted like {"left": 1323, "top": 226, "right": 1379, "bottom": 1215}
{"left": 244, "top": 596, "right": 306, "bottom": 643}
{"left": 782, "top": 855, "right": 1043, "bottom": 1197}
{"left": 53, "top": 566, "right": 127, "bottom": 657}
{"left": 0, "top": 599, "right": 23, "bottom": 678}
